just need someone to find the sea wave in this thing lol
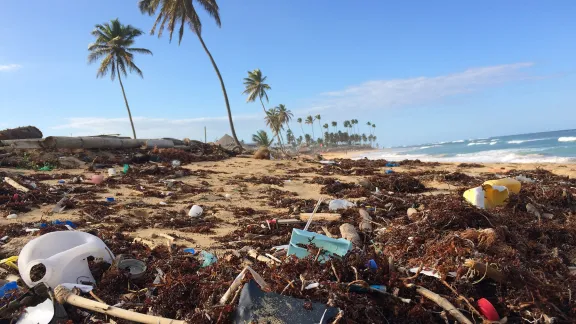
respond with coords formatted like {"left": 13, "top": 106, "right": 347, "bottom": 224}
{"left": 467, "top": 142, "right": 489, "bottom": 146}
{"left": 451, "top": 140, "right": 465, "bottom": 143}
{"left": 418, "top": 145, "right": 441, "bottom": 149}
{"left": 508, "top": 138, "right": 551, "bottom": 144}
{"left": 354, "top": 148, "right": 575, "bottom": 164}
{"left": 558, "top": 137, "right": 576, "bottom": 142}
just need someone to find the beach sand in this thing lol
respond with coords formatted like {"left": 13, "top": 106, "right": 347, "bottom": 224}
{"left": 2, "top": 154, "right": 575, "bottom": 255}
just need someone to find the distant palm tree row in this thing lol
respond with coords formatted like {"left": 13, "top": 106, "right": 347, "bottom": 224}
{"left": 244, "top": 69, "right": 378, "bottom": 148}
{"left": 88, "top": 0, "right": 243, "bottom": 149}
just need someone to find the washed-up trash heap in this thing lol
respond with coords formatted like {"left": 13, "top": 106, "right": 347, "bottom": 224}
{"left": 0, "top": 158, "right": 575, "bottom": 323}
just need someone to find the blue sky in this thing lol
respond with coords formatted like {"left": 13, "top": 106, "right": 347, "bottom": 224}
{"left": 1, "top": 0, "right": 575, "bottom": 146}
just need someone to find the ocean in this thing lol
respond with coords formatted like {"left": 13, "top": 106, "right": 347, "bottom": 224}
{"left": 359, "top": 129, "right": 576, "bottom": 163}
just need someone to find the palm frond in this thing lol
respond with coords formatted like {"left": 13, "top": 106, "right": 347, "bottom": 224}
{"left": 196, "top": 0, "right": 221, "bottom": 27}
{"left": 127, "top": 47, "right": 153, "bottom": 55}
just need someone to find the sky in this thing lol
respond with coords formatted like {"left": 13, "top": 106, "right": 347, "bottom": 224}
{"left": 1, "top": 0, "right": 575, "bottom": 146}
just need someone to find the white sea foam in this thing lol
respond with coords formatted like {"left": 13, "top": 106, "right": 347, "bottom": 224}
{"left": 418, "top": 145, "right": 441, "bottom": 149}
{"left": 354, "top": 148, "right": 575, "bottom": 164}
{"left": 467, "top": 142, "right": 488, "bottom": 146}
{"left": 508, "top": 138, "right": 552, "bottom": 144}
{"left": 558, "top": 137, "right": 576, "bottom": 142}
{"left": 489, "top": 141, "right": 498, "bottom": 145}
{"left": 451, "top": 140, "right": 465, "bottom": 143}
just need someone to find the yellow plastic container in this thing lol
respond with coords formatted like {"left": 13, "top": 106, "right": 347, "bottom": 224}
{"left": 483, "top": 178, "right": 521, "bottom": 194}
{"left": 463, "top": 178, "right": 521, "bottom": 209}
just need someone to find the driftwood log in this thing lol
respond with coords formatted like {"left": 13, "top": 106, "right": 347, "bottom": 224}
{"left": 0, "top": 126, "right": 42, "bottom": 140}
{"left": 339, "top": 223, "right": 361, "bottom": 247}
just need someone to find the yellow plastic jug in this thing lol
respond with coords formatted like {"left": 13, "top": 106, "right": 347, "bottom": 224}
{"left": 483, "top": 178, "right": 521, "bottom": 194}
{"left": 463, "top": 184, "right": 510, "bottom": 209}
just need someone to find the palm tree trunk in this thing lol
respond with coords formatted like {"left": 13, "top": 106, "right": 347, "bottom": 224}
{"left": 116, "top": 63, "right": 137, "bottom": 139}
{"left": 259, "top": 97, "right": 267, "bottom": 114}
{"left": 300, "top": 125, "right": 305, "bottom": 137}
{"left": 196, "top": 33, "right": 242, "bottom": 149}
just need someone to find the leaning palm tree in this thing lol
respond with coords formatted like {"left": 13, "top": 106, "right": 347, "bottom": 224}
{"left": 139, "top": 0, "right": 242, "bottom": 148}
{"left": 297, "top": 118, "right": 304, "bottom": 136}
{"left": 305, "top": 115, "right": 314, "bottom": 140}
{"left": 243, "top": 69, "right": 271, "bottom": 113}
{"left": 252, "top": 130, "right": 274, "bottom": 147}
{"left": 88, "top": 19, "right": 152, "bottom": 139}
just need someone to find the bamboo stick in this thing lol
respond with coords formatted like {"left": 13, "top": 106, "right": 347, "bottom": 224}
{"left": 54, "top": 285, "right": 185, "bottom": 324}
{"left": 299, "top": 213, "right": 341, "bottom": 222}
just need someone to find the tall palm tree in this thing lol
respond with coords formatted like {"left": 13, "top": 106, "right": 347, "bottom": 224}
{"left": 243, "top": 69, "right": 271, "bottom": 113}
{"left": 315, "top": 114, "right": 322, "bottom": 139}
{"left": 367, "top": 121, "right": 372, "bottom": 135}
{"left": 276, "top": 104, "right": 293, "bottom": 130}
{"left": 331, "top": 121, "right": 337, "bottom": 133}
{"left": 264, "top": 108, "right": 285, "bottom": 150}
{"left": 139, "top": 0, "right": 242, "bottom": 149}
{"left": 297, "top": 117, "right": 304, "bottom": 136}
{"left": 305, "top": 115, "right": 315, "bottom": 140}
{"left": 286, "top": 129, "right": 294, "bottom": 146}
{"left": 372, "top": 123, "right": 376, "bottom": 136}
{"left": 88, "top": 19, "right": 152, "bottom": 139}
{"left": 252, "top": 130, "right": 274, "bottom": 147}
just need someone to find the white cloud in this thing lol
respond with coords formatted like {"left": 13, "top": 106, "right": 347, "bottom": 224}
{"left": 316, "top": 62, "right": 535, "bottom": 111}
{"left": 52, "top": 114, "right": 262, "bottom": 141}
{"left": 0, "top": 64, "right": 21, "bottom": 72}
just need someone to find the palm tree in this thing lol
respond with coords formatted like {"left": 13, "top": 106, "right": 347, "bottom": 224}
{"left": 264, "top": 108, "right": 285, "bottom": 150}
{"left": 322, "top": 123, "right": 329, "bottom": 144}
{"left": 286, "top": 129, "right": 294, "bottom": 146}
{"left": 372, "top": 123, "right": 376, "bottom": 136}
{"left": 276, "top": 104, "right": 293, "bottom": 129}
{"left": 304, "top": 134, "right": 312, "bottom": 145}
{"left": 331, "top": 121, "right": 337, "bottom": 133}
{"left": 252, "top": 130, "right": 274, "bottom": 147}
{"left": 243, "top": 69, "right": 271, "bottom": 113}
{"left": 367, "top": 121, "right": 372, "bottom": 135}
{"left": 305, "top": 115, "right": 314, "bottom": 140}
{"left": 139, "top": 0, "right": 242, "bottom": 149}
{"left": 315, "top": 115, "right": 322, "bottom": 139}
{"left": 88, "top": 19, "right": 152, "bottom": 139}
{"left": 362, "top": 133, "right": 367, "bottom": 145}
{"left": 297, "top": 117, "right": 304, "bottom": 136}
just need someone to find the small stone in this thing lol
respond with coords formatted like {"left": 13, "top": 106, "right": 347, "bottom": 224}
{"left": 542, "top": 213, "right": 554, "bottom": 220}
{"left": 526, "top": 203, "right": 541, "bottom": 218}
{"left": 6, "top": 214, "right": 17, "bottom": 219}
{"left": 407, "top": 208, "right": 418, "bottom": 218}
{"left": 384, "top": 203, "right": 393, "bottom": 209}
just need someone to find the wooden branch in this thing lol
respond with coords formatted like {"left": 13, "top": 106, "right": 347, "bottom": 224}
{"left": 299, "top": 213, "right": 341, "bottom": 222}
{"left": 3, "top": 177, "right": 29, "bottom": 192}
{"left": 247, "top": 249, "right": 276, "bottom": 265}
{"left": 54, "top": 285, "right": 185, "bottom": 324}
{"left": 407, "top": 284, "right": 473, "bottom": 324}
{"left": 464, "top": 259, "right": 506, "bottom": 283}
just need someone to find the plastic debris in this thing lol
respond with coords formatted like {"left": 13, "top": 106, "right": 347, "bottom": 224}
{"left": 90, "top": 175, "right": 104, "bottom": 185}
{"left": 463, "top": 178, "right": 521, "bottom": 209}
{"left": 117, "top": 257, "right": 147, "bottom": 279}
{"left": 287, "top": 229, "right": 352, "bottom": 262}
{"left": 122, "top": 164, "right": 130, "bottom": 174}
{"left": 17, "top": 298, "right": 54, "bottom": 324}
{"left": 235, "top": 280, "right": 339, "bottom": 323}
{"left": 515, "top": 175, "right": 535, "bottom": 183}
{"left": 171, "top": 160, "right": 181, "bottom": 167}
{"left": 105, "top": 197, "right": 115, "bottom": 202}
{"left": 59, "top": 283, "right": 94, "bottom": 293}
{"left": 200, "top": 251, "right": 217, "bottom": 267}
{"left": 0, "top": 281, "right": 18, "bottom": 298}
{"left": 188, "top": 205, "right": 203, "bottom": 217}
{"left": 108, "top": 168, "right": 117, "bottom": 176}
{"left": 18, "top": 231, "right": 114, "bottom": 288}
{"left": 386, "top": 162, "right": 398, "bottom": 167}
{"left": 385, "top": 169, "right": 394, "bottom": 174}
{"left": 367, "top": 259, "right": 378, "bottom": 269}
{"left": 52, "top": 220, "right": 77, "bottom": 228}
{"left": 0, "top": 256, "right": 19, "bottom": 270}
{"left": 328, "top": 199, "right": 355, "bottom": 211}
{"left": 6, "top": 214, "right": 17, "bottom": 219}
{"left": 319, "top": 160, "right": 336, "bottom": 165}
{"left": 477, "top": 298, "right": 499, "bottom": 321}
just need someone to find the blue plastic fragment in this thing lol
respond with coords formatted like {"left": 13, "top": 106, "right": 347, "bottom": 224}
{"left": 0, "top": 282, "right": 18, "bottom": 298}
{"left": 386, "top": 162, "right": 398, "bottom": 167}
{"left": 385, "top": 170, "right": 394, "bottom": 174}
{"left": 52, "top": 220, "right": 77, "bottom": 228}
{"left": 200, "top": 251, "right": 217, "bottom": 267}
{"left": 183, "top": 248, "right": 196, "bottom": 254}
{"left": 368, "top": 259, "right": 378, "bottom": 269}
